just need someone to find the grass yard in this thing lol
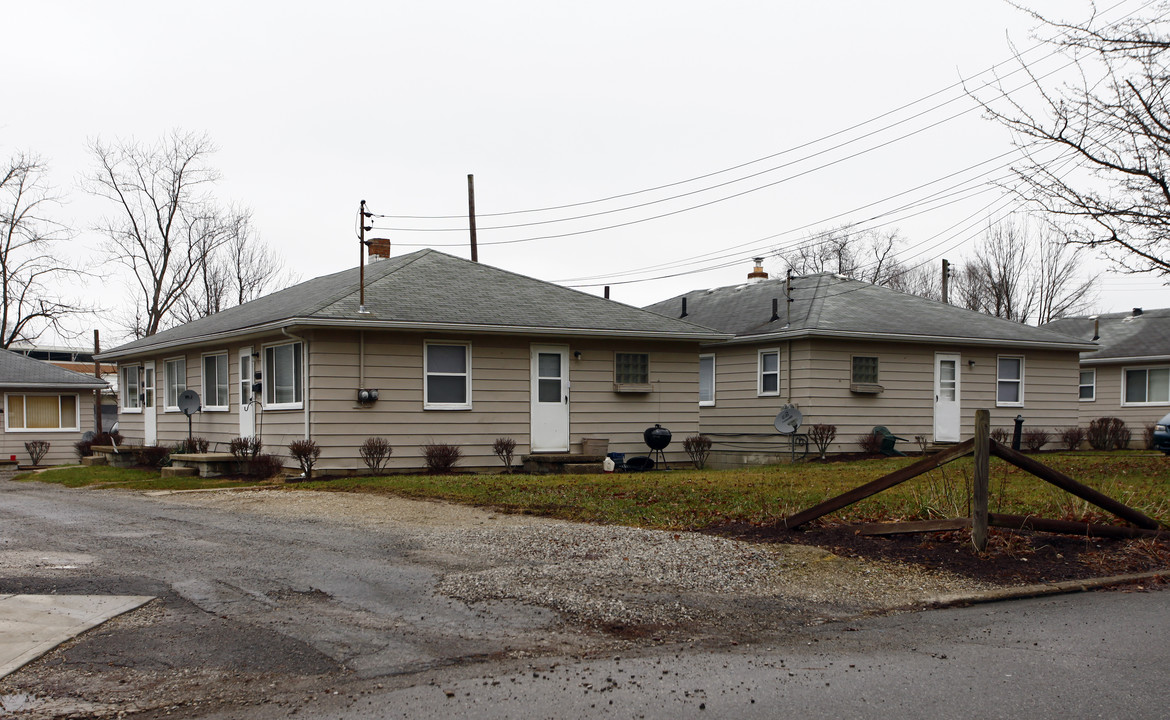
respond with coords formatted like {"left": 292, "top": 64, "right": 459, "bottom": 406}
{"left": 18, "top": 452, "right": 1170, "bottom": 532}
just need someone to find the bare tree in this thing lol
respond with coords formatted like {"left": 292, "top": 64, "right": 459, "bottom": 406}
{"left": 0, "top": 152, "right": 85, "bottom": 347}
{"left": 1033, "top": 223, "right": 1098, "bottom": 323}
{"left": 780, "top": 225, "right": 906, "bottom": 286}
{"left": 975, "top": 5, "right": 1170, "bottom": 277}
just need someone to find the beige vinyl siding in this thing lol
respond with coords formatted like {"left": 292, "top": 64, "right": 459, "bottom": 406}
{"left": 1078, "top": 363, "right": 1170, "bottom": 446}
{"left": 1, "top": 390, "right": 98, "bottom": 466}
{"left": 700, "top": 339, "right": 1082, "bottom": 455}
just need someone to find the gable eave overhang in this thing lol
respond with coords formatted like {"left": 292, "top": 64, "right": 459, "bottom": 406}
{"left": 1081, "top": 354, "right": 1170, "bottom": 365}
{"left": 97, "top": 317, "right": 732, "bottom": 360}
{"left": 701, "top": 327, "right": 1097, "bottom": 351}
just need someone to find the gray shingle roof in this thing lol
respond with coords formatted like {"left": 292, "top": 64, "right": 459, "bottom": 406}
{"left": 0, "top": 349, "right": 108, "bottom": 388}
{"left": 101, "top": 249, "right": 727, "bottom": 358}
{"left": 1042, "top": 308, "right": 1170, "bottom": 362}
{"left": 644, "top": 273, "right": 1097, "bottom": 349}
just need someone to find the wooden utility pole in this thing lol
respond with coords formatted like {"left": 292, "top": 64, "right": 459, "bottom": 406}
{"left": 467, "top": 174, "right": 479, "bottom": 262}
{"left": 93, "top": 329, "right": 102, "bottom": 433}
{"left": 359, "top": 200, "right": 369, "bottom": 313}
{"left": 972, "top": 408, "right": 990, "bottom": 551}
{"left": 941, "top": 259, "right": 950, "bottom": 304}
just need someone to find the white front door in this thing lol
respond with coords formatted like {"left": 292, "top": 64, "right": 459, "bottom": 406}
{"left": 933, "top": 352, "right": 961, "bottom": 442}
{"left": 531, "top": 345, "right": 570, "bottom": 452}
{"left": 142, "top": 361, "right": 157, "bottom": 446}
{"left": 239, "top": 347, "right": 255, "bottom": 438}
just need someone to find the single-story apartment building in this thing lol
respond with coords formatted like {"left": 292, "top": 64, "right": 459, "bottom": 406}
{"left": 643, "top": 264, "right": 1097, "bottom": 464}
{"left": 97, "top": 249, "right": 729, "bottom": 472}
{"left": 0, "top": 349, "right": 108, "bottom": 466}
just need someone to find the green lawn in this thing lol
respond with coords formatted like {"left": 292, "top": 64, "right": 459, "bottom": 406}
{"left": 18, "top": 452, "right": 1170, "bottom": 531}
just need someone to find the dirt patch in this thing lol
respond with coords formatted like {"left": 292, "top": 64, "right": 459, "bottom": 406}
{"left": 713, "top": 521, "right": 1170, "bottom": 586}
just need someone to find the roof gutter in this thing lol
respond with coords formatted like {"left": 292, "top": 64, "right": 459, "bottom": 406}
{"left": 96, "top": 318, "right": 732, "bottom": 360}
{"left": 705, "top": 328, "right": 1098, "bottom": 352}
{"left": 2, "top": 381, "right": 109, "bottom": 390}
{"left": 1081, "top": 354, "right": 1170, "bottom": 365}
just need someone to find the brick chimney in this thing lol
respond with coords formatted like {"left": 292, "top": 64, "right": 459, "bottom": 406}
{"left": 747, "top": 257, "right": 768, "bottom": 282}
{"left": 367, "top": 238, "right": 391, "bottom": 261}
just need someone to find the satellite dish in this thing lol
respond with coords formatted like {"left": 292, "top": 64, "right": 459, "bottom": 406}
{"left": 774, "top": 404, "right": 803, "bottom": 435}
{"left": 178, "top": 390, "right": 202, "bottom": 417}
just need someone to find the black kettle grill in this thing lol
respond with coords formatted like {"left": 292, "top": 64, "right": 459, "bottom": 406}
{"left": 643, "top": 424, "right": 672, "bottom": 470}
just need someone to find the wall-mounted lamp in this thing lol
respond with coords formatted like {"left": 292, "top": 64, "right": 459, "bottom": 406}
{"left": 968, "top": 360, "right": 976, "bottom": 369}
{"left": 573, "top": 351, "right": 582, "bottom": 360}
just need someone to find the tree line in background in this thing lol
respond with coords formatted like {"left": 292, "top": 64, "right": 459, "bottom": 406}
{"left": 0, "top": 130, "right": 293, "bottom": 346}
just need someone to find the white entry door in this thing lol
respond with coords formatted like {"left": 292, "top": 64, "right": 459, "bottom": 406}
{"left": 142, "top": 361, "right": 157, "bottom": 446}
{"left": 530, "top": 345, "right": 570, "bottom": 452}
{"left": 239, "top": 347, "right": 255, "bottom": 438}
{"left": 933, "top": 352, "right": 961, "bottom": 442}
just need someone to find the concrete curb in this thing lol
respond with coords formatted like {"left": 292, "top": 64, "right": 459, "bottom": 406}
{"left": 924, "top": 569, "right": 1168, "bottom": 608}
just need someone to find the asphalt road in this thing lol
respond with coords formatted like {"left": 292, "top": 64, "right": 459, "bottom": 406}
{"left": 1, "top": 479, "right": 1167, "bottom": 719}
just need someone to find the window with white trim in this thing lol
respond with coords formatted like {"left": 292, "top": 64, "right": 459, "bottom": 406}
{"left": 264, "top": 342, "right": 303, "bottom": 408}
{"left": 6, "top": 394, "right": 79, "bottom": 431}
{"left": 425, "top": 342, "right": 471, "bottom": 409}
{"left": 202, "top": 352, "right": 229, "bottom": 410}
{"left": 1079, "top": 369, "right": 1096, "bottom": 401}
{"left": 758, "top": 349, "right": 780, "bottom": 396}
{"left": 699, "top": 354, "right": 715, "bottom": 406}
{"left": 996, "top": 356, "right": 1024, "bottom": 406}
{"left": 1123, "top": 366, "right": 1170, "bottom": 405}
{"left": 165, "top": 357, "right": 186, "bottom": 410}
{"left": 120, "top": 365, "right": 141, "bottom": 411}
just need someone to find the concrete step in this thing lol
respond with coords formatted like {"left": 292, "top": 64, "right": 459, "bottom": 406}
{"left": 161, "top": 466, "right": 197, "bottom": 478}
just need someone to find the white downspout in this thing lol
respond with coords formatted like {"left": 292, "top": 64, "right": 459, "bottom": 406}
{"left": 282, "top": 327, "right": 310, "bottom": 439}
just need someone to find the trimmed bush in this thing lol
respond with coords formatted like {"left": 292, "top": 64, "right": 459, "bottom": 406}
{"left": 1145, "top": 423, "right": 1158, "bottom": 450}
{"left": 1059, "top": 426, "right": 1086, "bottom": 451}
{"left": 990, "top": 427, "right": 1011, "bottom": 445}
{"left": 249, "top": 454, "right": 286, "bottom": 479}
{"left": 856, "top": 431, "right": 883, "bottom": 455}
{"left": 174, "top": 436, "right": 210, "bottom": 454}
{"left": 359, "top": 437, "right": 394, "bottom": 474}
{"left": 1022, "top": 428, "right": 1051, "bottom": 452}
{"left": 683, "top": 434, "right": 713, "bottom": 469}
{"left": 136, "top": 445, "right": 170, "bottom": 467}
{"left": 288, "top": 439, "right": 322, "bottom": 479}
{"left": 492, "top": 437, "right": 516, "bottom": 473}
{"left": 229, "top": 436, "right": 263, "bottom": 459}
{"left": 1087, "top": 417, "right": 1129, "bottom": 450}
{"left": 24, "top": 440, "right": 49, "bottom": 466}
{"left": 422, "top": 443, "right": 462, "bottom": 473}
{"left": 808, "top": 424, "right": 837, "bottom": 460}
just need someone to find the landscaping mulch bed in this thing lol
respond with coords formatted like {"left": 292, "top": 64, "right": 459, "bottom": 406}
{"left": 713, "top": 521, "right": 1170, "bottom": 586}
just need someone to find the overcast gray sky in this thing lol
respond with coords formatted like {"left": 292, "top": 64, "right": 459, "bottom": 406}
{"left": 4, "top": 0, "right": 1166, "bottom": 344}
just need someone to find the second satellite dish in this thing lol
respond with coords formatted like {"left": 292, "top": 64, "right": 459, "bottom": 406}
{"left": 774, "top": 404, "right": 803, "bottom": 435}
{"left": 177, "top": 390, "right": 202, "bottom": 417}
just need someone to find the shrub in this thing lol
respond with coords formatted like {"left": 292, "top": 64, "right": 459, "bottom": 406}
{"left": 914, "top": 435, "right": 929, "bottom": 454}
{"left": 1144, "top": 423, "right": 1158, "bottom": 450}
{"left": 359, "top": 437, "right": 394, "bottom": 474}
{"left": 1087, "top": 417, "right": 1129, "bottom": 450}
{"left": 74, "top": 431, "right": 125, "bottom": 460}
{"left": 422, "top": 442, "right": 462, "bottom": 473}
{"left": 683, "top": 434, "right": 713, "bottom": 469}
{"left": 229, "top": 436, "right": 263, "bottom": 459}
{"left": 136, "top": 445, "right": 170, "bottom": 467}
{"left": 249, "top": 453, "right": 286, "bottom": 479}
{"left": 24, "top": 440, "right": 49, "bottom": 466}
{"left": 492, "top": 437, "right": 516, "bottom": 473}
{"left": 1059, "top": 426, "right": 1086, "bottom": 451}
{"left": 807, "top": 424, "right": 837, "bottom": 460}
{"left": 174, "top": 436, "right": 210, "bottom": 454}
{"left": 288, "top": 439, "right": 322, "bottom": 479}
{"left": 1022, "top": 428, "right": 1051, "bottom": 452}
{"left": 990, "top": 427, "right": 1011, "bottom": 445}
{"left": 856, "top": 431, "right": 883, "bottom": 455}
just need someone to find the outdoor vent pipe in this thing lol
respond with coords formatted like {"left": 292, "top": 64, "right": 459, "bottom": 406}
{"left": 1093, "top": 318, "right": 1100, "bottom": 341}
{"left": 771, "top": 298, "right": 779, "bottom": 322}
{"left": 604, "top": 286, "right": 610, "bottom": 300}
{"left": 1134, "top": 307, "right": 1143, "bottom": 317}
{"left": 680, "top": 297, "right": 687, "bottom": 318}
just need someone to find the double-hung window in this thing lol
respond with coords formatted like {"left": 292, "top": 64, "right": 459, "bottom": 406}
{"left": 425, "top": 342, "right": 471, "bottom": 409}
{"left": 758, "top": 349, "right": 780, "bottom": 396}
{"left": 1079, "top": 369, "right": 1096, "bottom": 401}
{"left": 1123, "top": 367, "right": 1170, "bottom": 405}
{"left": 264, "top": 342, "right": 303, "bottom": 409}
{"left": 165, "top": 357, "right": 186, "bottom": 411}
{"left": 6, "top": 394, "right": 78, "bottom": 431}
{"left": 203, "top": 353, "right": 230, "bottom": 410}
{"left": 699, "top": 354, "right": 715, "bottom": 406}
{"left": 120, "top": 365, "right": 141, "bottom": 412}
{"left": 997, "top": 356, "right": 1024, "bottom": 406}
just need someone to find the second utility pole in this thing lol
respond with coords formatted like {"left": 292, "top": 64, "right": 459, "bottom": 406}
{"left": 467, "top": 174, "right": 478, "bottom": 262}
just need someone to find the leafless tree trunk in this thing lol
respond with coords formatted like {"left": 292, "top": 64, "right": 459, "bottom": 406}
{"left": 1033, "top": 223, "right": 1098, "bottom": 323}
{"left": 0, "top": 152, "right": 85, "bottom": 347}
{"left": 973, "top": 5, "right": 1170, "bottom": 278}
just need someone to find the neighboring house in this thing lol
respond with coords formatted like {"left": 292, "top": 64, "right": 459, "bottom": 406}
{"left": 643, "top": 266, "right": 1096, "bottom": 464}
{"left": 1042, "top": 308, "right": 1170, "bottom": 442}
{"left": 96, "top": 249, "right": 728, "bottom": 472}
{"left": 0, "top": 349, "right": 108, "bottom": 466}
{"left": 9, "top": 344, "right": 118, "bottom": 429}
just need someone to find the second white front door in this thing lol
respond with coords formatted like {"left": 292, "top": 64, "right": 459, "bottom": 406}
{"left": 530, "top": 345, "right": 569, "bottom": 452}
{"left": 142, "top": 361, "right": 157, "bottom": 446}
{"left": 933, "top": 352, "right": 961, "bottom": 442}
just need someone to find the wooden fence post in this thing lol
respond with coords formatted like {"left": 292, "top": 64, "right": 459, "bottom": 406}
{"left": 972, "top": 408, "right": 990, "bottom": 551}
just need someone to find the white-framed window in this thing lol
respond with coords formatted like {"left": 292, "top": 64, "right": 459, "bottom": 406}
{"left": 615, "top": 352, "right": 650, "bottom": 385}
{"left": 202, "top": 352, "right": 230, "bottom": 410}
{"left": 996, "top": 356, "right": 1024, "bottom": 406}
{"left": 120, "top": 365, "right": 141, "bottom": 412}
{"left": 424, "top": 341, "right": 471, "bottom": 409}
{"left": 1079, "top": 369, "right": 1096, "bottom": 402}
{"left": 6, "top": 393, "right": 79, "bottom": 432}
{"left": 758, "top": 348, "right": 780, "bottom": 396}
{"left": 264, "top": 341, "right": 303, "bottom": 409}
{"left": 699, "top": 354, "right": 715, "bottom": 407}
{"left": 852, "top": 356, "right": 879, "bottom": 384}
{"left": 1123, "top": 366, "right": 1170, "bottom": 405}
{"left": 164, "top": 357, "right": 186, "bottom": 411}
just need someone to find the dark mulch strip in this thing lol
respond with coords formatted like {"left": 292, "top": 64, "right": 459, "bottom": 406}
{"left": 711, "top": 521, "right": 1170, "bottom": 586}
